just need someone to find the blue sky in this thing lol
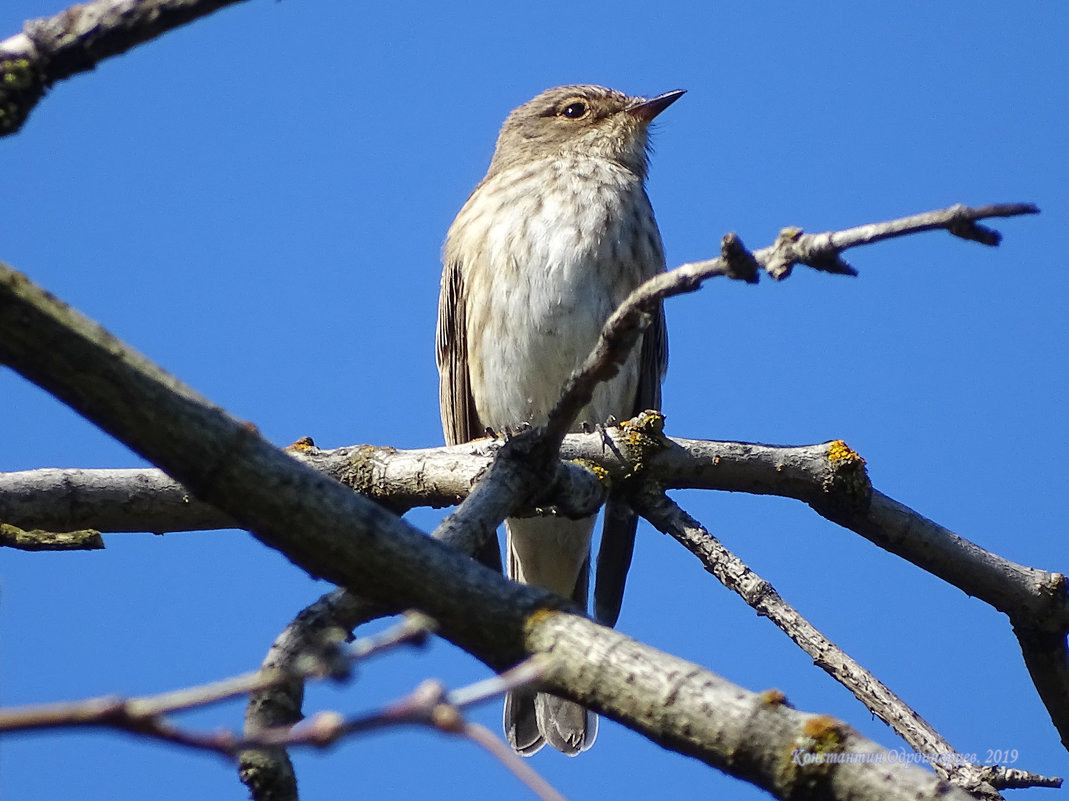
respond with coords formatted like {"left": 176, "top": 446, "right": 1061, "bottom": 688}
{"left": 1, "top": 2, "right": 1066, "bottom": 799}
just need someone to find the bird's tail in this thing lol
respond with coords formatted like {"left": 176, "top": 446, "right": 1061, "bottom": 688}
{"left": 505, "top": 686, "right": 597, "bottom": 756}
{"left": 503, "top": 516, "right": 597, "bottom": 755}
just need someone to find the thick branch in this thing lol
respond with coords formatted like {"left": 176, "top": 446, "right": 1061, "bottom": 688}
{"left": 238, "top": 428, "right": 605, "bottom": 801}
{"left": 240, "top": 588, "right": 386, "bottom": 801}
{"left": 0, "top": 261, "right": 978, "bottom": 801}
{"left": 0, "top": 260, "right": 549, "bottom": 665}
{"left": 8, "top": 435, "right": 1061, "bottom": 635}
{"left": 0, "top": 466, "right": 230, "bottom": 534}
{"left": 0, "top": 0, "right": 250, "bottom": 135}
{"left": 0, "top": 440, "right": 606, "bottom": 540}
{"left": 530, "top": 613, "right": 976, "bottom": 801}
{"left": 636, "top": 438, "right": 1069, "bottom": 630}
{"left": 7, "top": 429, "right": 1066, "bottom": 752}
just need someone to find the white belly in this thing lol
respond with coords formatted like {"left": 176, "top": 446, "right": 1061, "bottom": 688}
{"left": 452, "top": 157, "right": 661, "bottom": 430}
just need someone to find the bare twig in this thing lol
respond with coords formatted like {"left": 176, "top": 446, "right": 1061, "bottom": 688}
{"left": 0, "top": 521, "right": 103, "bottom": 550}
{"left": 632, "top": 489, "right": 1059, "bottom": 797}
{"left": 446, "top": 657, "right": 552, "bottom": 709}
{"left": 462, "top": 722, "right": 572, "bottom": 801}
{"left": 993, "top": 769, "right": 1064, "bottom": 791}
{"left": 268, "top": 665, "right": 574, "bottom": 801}
{"left": 0, "top": 669, "right": 288, "bottom": 738}
{"left": 0, "top": 615, "right": 433, "bottom": 737}
{"left": 541, "top": 202, "right": 1038, "bottom": 445}
{"left": 1, "top": 647, "right": 570, "bottom": 801}
{"left": 237, "top": 608, "right": 434, "bottom": 798}
{"left": 352, "top": 611, "right": 437, "bottom": 659}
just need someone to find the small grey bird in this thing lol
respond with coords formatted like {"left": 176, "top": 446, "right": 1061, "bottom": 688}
{"left": 436, "top": 85, "right": 680, "bottom": 755}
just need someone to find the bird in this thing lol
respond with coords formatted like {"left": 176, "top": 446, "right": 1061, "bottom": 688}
{"left": 436, "top": 84, "right": 680, "bottom": 755}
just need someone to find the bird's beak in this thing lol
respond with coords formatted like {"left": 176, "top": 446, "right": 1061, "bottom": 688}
{"left": 627, "top": 89, "right": 686, "bottom": 121}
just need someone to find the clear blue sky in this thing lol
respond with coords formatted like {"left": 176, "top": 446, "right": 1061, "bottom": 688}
{"left": 2, "top": 2, "right": 1066, "bottom": 799}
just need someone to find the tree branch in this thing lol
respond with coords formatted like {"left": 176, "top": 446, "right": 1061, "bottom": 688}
{"left": 0, "top": 520, "right": 103, "bottom": 550}
{"left": 239, "top": 587, "right": 383, "bottom": 801}
{"left": 541, "top": 203, "right": 1038, "bottom": 443}
{"left": 8, "top": 434, "right": 1062, "bottom": 639}
{"left": 0, "top": 630, "right": 572, "bottom": 801}
{"left": 631, "top": 489, "right": 1049, "bottom": 797}
{"left": 5, "top": 424, "right": 1065, "bottom": 763}
{"left": 0, "top": 439, "right": 607, "bottom": 541}
{"left": 0, "top": 257, "right": 987, "bottom": 800}
{"left": 0, "top": 0, "right": 251, "bottom": 135}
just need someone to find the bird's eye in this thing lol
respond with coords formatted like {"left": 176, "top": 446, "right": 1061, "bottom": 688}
{"left": 561, "top": 101, "right": 588, "bottom": 119}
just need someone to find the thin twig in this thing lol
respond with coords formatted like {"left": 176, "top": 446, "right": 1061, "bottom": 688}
{"left": 541, "top": 202, "right": 1038, "bottom": 444}
{"left": 1, "top": 650, "right": 571, "bottom": 801}
{"left": 0, "top": 615, "right": 432, "bottom": 736}
{"left": 0, "top": 671, "right": 286, "bottom": 735}
{"left": 0, "top": 521, "right": 103, "bottom": 551}
{"left": 631, "top": 489, "right": 1054, "bottom": 796}
{"left": 463, "top": 721, "right": 572, "bottom": 801}
{"left": 350, "top": 611, "right": 437, "bottom": 660}
{"left": 446, "top": 657, "right": 551, "bottom": 709}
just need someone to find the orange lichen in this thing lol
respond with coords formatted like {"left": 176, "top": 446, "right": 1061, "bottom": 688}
{"left": 759, "top": 688, "right": 789, "bottom": 707}
{"left": 827, "top": 440, "right": 864, "bottom": 466}
{"left": 803, "top": 715, "right": 843, "bottom": 742}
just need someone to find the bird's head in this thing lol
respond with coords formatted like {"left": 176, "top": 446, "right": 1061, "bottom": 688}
{"left": 487, "top": 85, "right": 684, "bottom": 179}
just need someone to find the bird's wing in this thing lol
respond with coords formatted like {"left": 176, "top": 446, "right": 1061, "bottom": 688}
{"left": 635, "top": 301, "right": 668, "bottom": 414}
{"left": 436, "top": 256, "right": 482, "bottom": 447}
{"left": 437, "top": 255, "right": 502, "bottom": 572}
{"left": 594, "top": 301, "right": 667, "bottom": 626}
